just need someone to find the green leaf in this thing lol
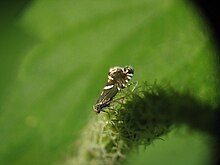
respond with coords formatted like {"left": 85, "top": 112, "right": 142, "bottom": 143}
{"left": 0, "top": 0, "right": 219, "bottom": 165}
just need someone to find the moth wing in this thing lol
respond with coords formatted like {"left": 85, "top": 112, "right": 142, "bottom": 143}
{"left": 96, "top": 85, "right": 118, "bottom": 104}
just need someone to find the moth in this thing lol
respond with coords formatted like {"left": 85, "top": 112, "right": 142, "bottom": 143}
{"left": 93, "top": 66, "right": 134, "bottom": 113}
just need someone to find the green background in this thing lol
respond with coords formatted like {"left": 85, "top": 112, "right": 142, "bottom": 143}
{"left": 0, "top": 0, "right": 219, "bottom": 165}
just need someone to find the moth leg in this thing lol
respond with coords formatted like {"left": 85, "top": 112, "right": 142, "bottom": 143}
{"left": 113, "top": 96, "right": 126, "bottom": 102}
{"left": 111, "top": 81, "right": 138, "bottom": 105}
{"left": 126, "top": 81, "right": 138, "bottom": 92}
{"left": 132, "top": 81, "right": 138, "bottom": 92}
{"left": 111, "top": 96, "right": 126, "bottom": 105}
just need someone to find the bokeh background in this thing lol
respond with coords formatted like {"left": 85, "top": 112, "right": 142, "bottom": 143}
{"left": 0, "top": 0, "right": 219, "bottom": 165}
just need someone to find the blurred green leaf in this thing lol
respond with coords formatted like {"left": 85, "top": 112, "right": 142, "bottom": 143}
{"left": 0, "top": 0, "right": 219, "bottom": 165}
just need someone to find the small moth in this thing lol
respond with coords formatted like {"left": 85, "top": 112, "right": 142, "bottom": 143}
{"left": 93, "top": 66, "right": 134, "bottom": 113}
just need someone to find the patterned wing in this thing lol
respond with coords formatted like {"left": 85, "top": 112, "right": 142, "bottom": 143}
{"left": 93, "top": 84, "right": 119, "bottom": 113}
{"left": 93, "top": 66, "right": 134, "bottom": 113}
{"left": 95, "top": 84, "right": 118, "bottom": 105}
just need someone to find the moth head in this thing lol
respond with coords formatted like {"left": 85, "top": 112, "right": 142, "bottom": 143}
{"left": 124, "top": 66, "right": 134, "bottom": 75}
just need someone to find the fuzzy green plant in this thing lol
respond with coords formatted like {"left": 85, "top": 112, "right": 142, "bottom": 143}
{"left": 64, "top": 82, "right": 217, "bottom": 165}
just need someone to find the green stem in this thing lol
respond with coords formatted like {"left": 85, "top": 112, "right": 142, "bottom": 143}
{"left": 64, "top": 82, "right": 217, "bottom": 165}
